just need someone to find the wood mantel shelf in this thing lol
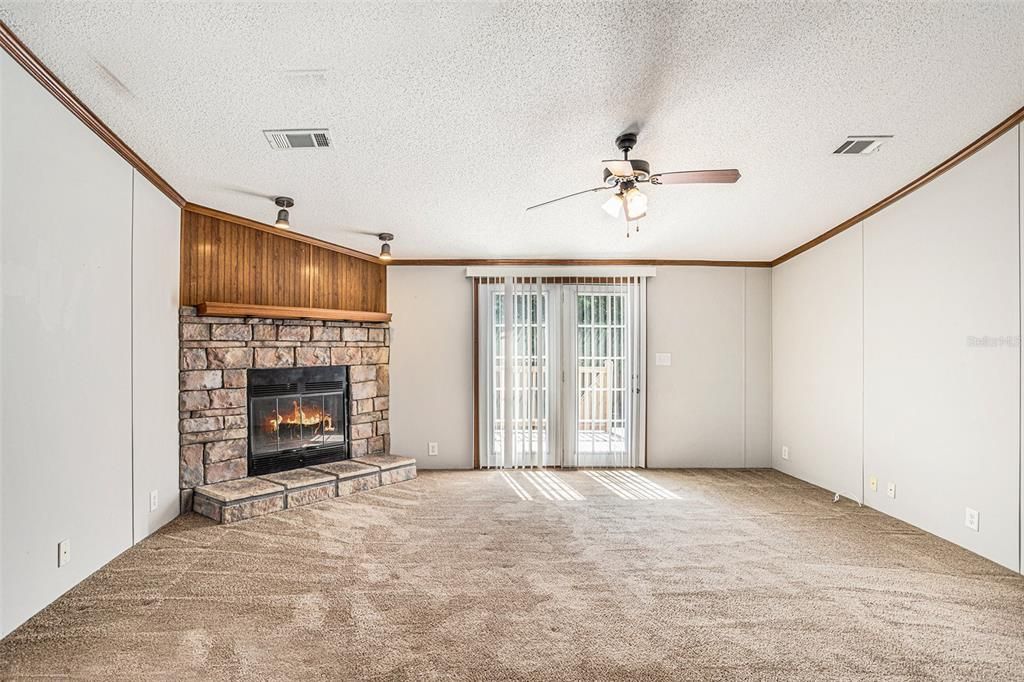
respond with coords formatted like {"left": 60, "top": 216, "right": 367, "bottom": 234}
{"left": 197, "top": 302, "right": 391, "bottom": 323}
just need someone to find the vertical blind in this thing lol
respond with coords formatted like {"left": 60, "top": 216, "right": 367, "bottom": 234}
{"left": 476, "top": 275, "right": 646, "bottom": 469}
{"left": 478, "top": 276, "right": 550, "bottom": 468}
{"left": 565, "top": 277, "right": 644, "bottom": 469}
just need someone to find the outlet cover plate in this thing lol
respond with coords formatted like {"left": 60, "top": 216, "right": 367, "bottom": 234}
{"left": 965, "top": 507, "right": 979, "bottom": 531}
{"left": 781, "top": 446, "right": 789, "bottom": 460}
{"left": 428, "top": 442, "right": 439, "bottom": 456}
{"left": 887, "top": 482, "right": 896, "bottom": 499}
{"left": 58, "top": 539, "right": 71, "bottom": 568}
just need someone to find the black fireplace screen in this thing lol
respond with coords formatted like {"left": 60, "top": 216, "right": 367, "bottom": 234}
{"left": 250, "top": 393, "right": 346, "bottom": 454}
{"left": 247, "top": 365, "right": 350, "bottom": 475}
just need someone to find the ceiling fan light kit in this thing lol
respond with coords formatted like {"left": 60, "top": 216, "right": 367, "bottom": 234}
{"left": 623, "top": 187, "right": 647, "bottom": 220}
{"left": 526, "top": 131, "right": 740, "bottom": 237}
{"left": 601, "top": 193, "right": 624, "bottom": 219}
{"left": 602, "top": 184, "right": 648, "bottom": 221}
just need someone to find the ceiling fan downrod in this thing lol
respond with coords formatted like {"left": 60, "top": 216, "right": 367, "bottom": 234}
{"left": 615, "top": 132, "right": 637, "bottom": 160}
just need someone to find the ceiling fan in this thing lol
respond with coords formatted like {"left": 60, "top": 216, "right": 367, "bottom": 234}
{"left": 526, "top": 132, "right": 741, "bottom": 235}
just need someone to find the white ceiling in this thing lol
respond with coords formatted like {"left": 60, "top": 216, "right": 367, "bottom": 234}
{"left": 2, "top": 2, "right": 1023, "bottom": 260}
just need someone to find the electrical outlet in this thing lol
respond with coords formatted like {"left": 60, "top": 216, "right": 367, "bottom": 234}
{"left": 781, "top": 446, "right": 789, "bottom": 460}
{"left": 428, "top": 442, "right": 439, "bottom": 456}
{"left": 869, "top": 476, "right": 877, "bottom": 492}
{"left": 965, "top": 507, "right": 979, "bottom": 531}
{"left": 58, "top": 539, "right": 71, "bottom": 568}
{"left": 150, "top": 489, "right": 159, "bottom": 512}
{"left": 887, "top": 482, "right": 896, "bottom": 499}
{"left": 655, "top": 353, "right": 672, "bottom": 366}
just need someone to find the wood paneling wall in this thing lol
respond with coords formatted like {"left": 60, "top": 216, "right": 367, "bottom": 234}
{"left": 180, "top": 207, "right": 387, "bottom": 313}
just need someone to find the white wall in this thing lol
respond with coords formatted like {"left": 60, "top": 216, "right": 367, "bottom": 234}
{"left": 744, "top": 268, "right": 772, "bottom": 467}
{"left": 863, "top": 128, "right": 1020, "bottom": 569}
{"left": 772, "top": 126, "right": 1022, "bottom": 571}
{"left": 388, "top": 267, "right": 474, "bottom": 468}
{"left": 388, "top": 266, "right": 771, "bottom": 470}
{"left": 0, "top": 41, "right": 7, "bottom": 640}
{"left": 772, "top": 226, "right": 864, "bottom": 502}
{"left": 0, "top": 52, "right": 180, "bottom": 636}
{"left": 646, "top": 267, "right": 772, "bottom": 467}
{"left": 1, "top": 51, "right": 132, "bottom": 636}
{"left": 131, "top": 171, "right": 181, "bottom": 541}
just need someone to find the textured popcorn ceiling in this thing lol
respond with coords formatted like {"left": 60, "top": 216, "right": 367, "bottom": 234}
{"left": 2, "top": 2, "right": 1023, "bottom": 260}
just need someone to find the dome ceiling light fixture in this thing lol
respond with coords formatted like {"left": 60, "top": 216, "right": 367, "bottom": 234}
{"left": 378, "top": 233, "right": 394, "bottom": 261}
{"left": 273, "top": 196, "right": 294, "bottom": 229}
{"left": 526, "top": 131, "right": 741, "bottom": 237}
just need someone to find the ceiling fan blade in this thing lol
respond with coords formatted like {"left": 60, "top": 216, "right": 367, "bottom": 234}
{"left": 525, "top": 186, "right": 613, "bottom": 212}
{"left": 602, "top": 160, "right": 635, "bottom": 178}
{"left": 649, "top": 169, "right": 741, "bottom": 185}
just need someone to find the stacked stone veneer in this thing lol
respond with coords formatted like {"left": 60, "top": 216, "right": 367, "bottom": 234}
{"left": 178, "top": 307, "right": 390, "bottom": 512}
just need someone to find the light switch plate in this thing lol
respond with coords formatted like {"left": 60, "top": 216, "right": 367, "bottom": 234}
{"left": 655, "top": 353, "right": 672, "bottom": 366}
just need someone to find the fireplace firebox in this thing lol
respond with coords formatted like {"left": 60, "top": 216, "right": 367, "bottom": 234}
{"left": 247, "top": 365, "right": 350, "bottom": 475}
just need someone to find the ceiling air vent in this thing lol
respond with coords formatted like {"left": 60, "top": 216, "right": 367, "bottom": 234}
{"left": 833, "top": 135, "right": 893, "bottom": 155}
{"left": 263, "top": 129, "right": 332, "bottom": 150}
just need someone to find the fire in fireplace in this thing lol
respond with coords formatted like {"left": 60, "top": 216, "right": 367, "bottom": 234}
{"left": 247, "top": 365, "right": 350, "bottom": 475}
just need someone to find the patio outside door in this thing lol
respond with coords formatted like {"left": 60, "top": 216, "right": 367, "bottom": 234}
{"left": 478, "top": 277, "right": 645, "bottom": 469}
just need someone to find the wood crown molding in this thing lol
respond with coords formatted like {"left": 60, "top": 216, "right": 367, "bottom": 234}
{"left": 0, "top": 20, "right": 186, "bottom": 207}
{"left": 772, "top": 104, "right": 1024, "bottom": 266}
{"left": 389, "top": 258, "right": 772, "bottom": 267}
{"left": 184, "top": 203, "right": 383, "bottom": 264}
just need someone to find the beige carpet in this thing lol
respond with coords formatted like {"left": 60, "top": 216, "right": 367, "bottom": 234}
{"left": 2, "top": 469, "right": 1023, "bottom": 680}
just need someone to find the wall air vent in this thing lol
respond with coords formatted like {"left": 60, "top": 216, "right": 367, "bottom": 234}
{"left": 263, "top": 129, "right": 332, "bottom": 150}
{"left": 833, "top": 135, "right": 893, "bottom": 155}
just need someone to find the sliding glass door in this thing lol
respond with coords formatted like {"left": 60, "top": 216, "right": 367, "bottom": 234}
{"left": 478, "top": 277, "right": 645, "bottom": 469}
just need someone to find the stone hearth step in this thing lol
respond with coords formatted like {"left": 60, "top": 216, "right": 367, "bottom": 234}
{"left": 260, "top": 468, "right": 337, "bottom": 509}
{"left": 192, "top": 456, "right": 417, "bottom": 524}
{"left": 351, "top": 455, "right": 417, "bottom": 485}
{"left": 311, "top": 460, "right": 382, "bottom": 495}
{"left": 192, "top": 477, "right": 285, "bottom": 524}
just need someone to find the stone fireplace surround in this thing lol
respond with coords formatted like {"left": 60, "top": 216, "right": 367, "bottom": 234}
{"left": 178, "top": 307, "right": 390, "bottom": 513}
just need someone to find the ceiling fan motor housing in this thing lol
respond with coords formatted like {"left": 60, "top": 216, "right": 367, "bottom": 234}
{"left": 603, "top": 159, "right": 650, "bottom": 185}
